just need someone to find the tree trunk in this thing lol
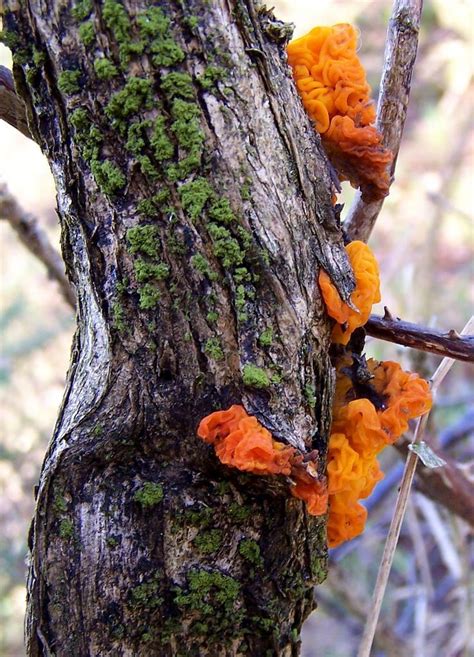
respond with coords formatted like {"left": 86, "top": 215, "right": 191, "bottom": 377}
{"left": 3, "top": 1, "right": 354, "bottom": 655}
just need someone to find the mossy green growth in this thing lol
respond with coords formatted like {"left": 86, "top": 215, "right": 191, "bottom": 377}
{"left": 137, "top": 190, "right": 169, "bottom": 217}
{"left": 53, "top": 492, "right": 67, "bottom": 513}
{"left": 236, "top": 226, "right": 253, "bottom": 250}
{"left": 72, "top": 0, "right": 93, "bottom": 21}
{"left": 160, "top": 72, "right": 194, "bottom": 100}
{"left": 59, "top": 518, "right": 74, "bottom": 539}
{"left": 204, "top": 338, "right": 224, "bottom": 361}
{"left": 179, "top": 178, "right": 212, "bottom": 220}
{"left": 112, "top": 301, "right": 126, "bottom": 332}
{"left": 151, "top": 116, "right": 174, "bottom": 161}
{"left": 32, "top": 49, "right": 46, "bottom": 67}
{"left": 235, "top": 284, "right": 247, "bottom": 322}
{"left": 127, "top": 225, "right": 159, "bottom": 257}
{"left": 91, "top": 160, "right": 126, "bottom": 196}
{"left": 102, "top": 0, "right": 130, "bottom": 43}
{"left": 304, "top": 384, "right": 316, "bottom": 408}
{"left": 134, "top": 482, "right": 164, "bottom": 507}
{"left": 191, "top": 254, "right": 217, "bottom": 281}
{"left": 105, "top": 77, "right": 154, "bottom": 134}
{"left": 130, "top": 576, "right": 163, "bottom": 608}
{"left": 228, "top": 503, "right": 252, "bottom": 522}
{"left": 206, "top": 311, "right": 218, "bottom": 323}
{"left": 234, "top": 267, "right": 251, "bottom": 284}
{"left": 0, "top": 29, "right": 19, "bottom": 50}
{"left": 79, "top": 20, "right": 95, "bottom": 46}
{"left": 58, "top": 69, "right": 81, "bottom": 95}
{"left": 194, "top": 529, "right": 223, "bottom": 554}
{"left": 150, "top": 38, "right": 185, "bottom": 67}
{"left": 134, "top": 260, "right": 169, "bottom": 282}
{"left": 242, "top": 364, "right": 270, "bottom": 389}
{"left": 138, "top": 283, "right": 160, "bottom": 310}
{"left": 208, "top": 198, "right": 235, "bottom": 225}
{"left": 171, "top": 98, "right": 200, "bottom": 121}
{"left": 136, "top": 6, "right": 169, "bottom": 37}
{"left": 70, "top": 109, "right": 103, "bottom": 162}
{"left": 171, "top": 116, "right": 204, "bottom": 151}
{"left": 238, "top": 539, "right": 263, "bottom": 566}
{"left": 174, "top": 569, "right": 240, "bottom": 620}
{"left": 92, "top": 424, "right": 103, "bottom": 437}
{"left": 258, "top": 327, "right": 273, "bottom": 347}
{"left": 184, "top": 16, "right": 199, "bottom": 30}
{"left": 240, "top": 180, "right": 251, "bottom": 201}
{"left": 208, "top": 224, "right": 244, "bottom": 268}
{"left": 125, "top": 119, "right": 151, "bottom": 154}
{"left": 197, "top": 66, "right": 226, "bottom": 90}
{"left": 93, "top": 57, "right": 117, "bottom": 79}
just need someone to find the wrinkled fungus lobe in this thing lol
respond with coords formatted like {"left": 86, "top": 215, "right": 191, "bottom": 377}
{"left": 287, "top": 24, "right": 392, "bottom": 201}
{"left": 197, "top": 406, "right": 328, "bottom": 514}
{"left": 326, "top": 357, "right": 432, "bottom": 547}
{"left": 319, "top": 240, "right": 381, "bottom": 345}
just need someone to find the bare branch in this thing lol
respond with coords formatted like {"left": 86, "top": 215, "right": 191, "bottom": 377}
{"left": 0, "top": 183, "right": 75, "bottom": 308}
{"left": 344, "top": 0, "right": 423, "bottom": 242}
{"left": 366, "top": 311, "right": 474, "bottom": 362}
{"left": 0, "top": 65, "right": 32, "bottom": 140}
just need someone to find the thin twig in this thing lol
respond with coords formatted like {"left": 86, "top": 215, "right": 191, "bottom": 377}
{"left": 356, "top": 316, "right": 474, "bottom": 657}
{"left": 366, "top": 312, "right": 474, "bottom": 362}
{"left": 0, "top": 65, "right": 32, "bottom": 140}
{"left": 344, "top": 0, "right": 423, "bottom": 242}
{"left": 0, "top": 183, "right": 76, "bottom": 308}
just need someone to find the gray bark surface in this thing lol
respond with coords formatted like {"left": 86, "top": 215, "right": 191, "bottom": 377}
{"left": 2, "top": 1, "right": 354, "bottom": 655}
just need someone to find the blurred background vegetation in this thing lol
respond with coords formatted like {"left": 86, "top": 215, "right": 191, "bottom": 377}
{"left": 0, "top": 1, "right": 472, "bottom": 655}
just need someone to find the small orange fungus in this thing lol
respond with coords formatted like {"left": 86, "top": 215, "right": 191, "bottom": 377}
{"left": 197, "top": 406, "right": 328, "bottom": 515}
{"left": 291, "top": 478, "right": 329, "bottom": 516}
{"left": 287, "top": 24, "right": 392, "bottom": 201}
{"left": 368, "top": 359, "right": 433, "bottom": 443}
{"left": 319, "top": 240, "right": 381, "bottom": 345}
{"left": 327, "top": 499, "right": 367, "bottom": 548}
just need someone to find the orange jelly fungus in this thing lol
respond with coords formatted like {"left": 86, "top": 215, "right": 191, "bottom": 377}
{"left": 369, "top": 359, "right": 433, "bottom": 443}
{"left": 287, "top": 24, "right": 392, "bottom": 201}
{"left": 197, "top": 406, "right": 328, "bottom": 515}
{"left": 326, "top": 358, "right": 432, "bottom": 547}
{"left": 318, "top": 240, "right": 381, "bottom": 345}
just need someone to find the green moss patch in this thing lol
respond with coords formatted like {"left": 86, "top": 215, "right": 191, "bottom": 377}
{"left": 204, "top": 338, "right": 224, "bottom": 361}
{"left": 127, "top": 225, "right": 159, "bottom": 257}
{"left": 105, "top": 77, "right": 154, "bottom": 134}
{"left": 134, "top": 482, "right": 164, "bottom": 507}
{"left": 90, "top": 160, "right": 126, "bottom": 196}
{"left": 58, "top": 69, "right": 81, "bottom": 95}
{"left": 242, "top": 364, "right": 270, "bottom": 389}
{"left": 93, "top": 57, "right": 117, "bottom": 79}
{"left": 193, "top": 529, "right": 223, "bottom": 554}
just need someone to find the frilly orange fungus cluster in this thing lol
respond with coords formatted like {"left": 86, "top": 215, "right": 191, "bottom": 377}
{"left": 287, "top": 23, "right": 393, "bottom": 201}
{"left": 318, "top": 240, "right": 381, "bottom": 345}
{"left": 197, "top": 405, "right": 328, "bottom": 516}
{"left": 327, "top": 356, "right": 432, "bottom": 547}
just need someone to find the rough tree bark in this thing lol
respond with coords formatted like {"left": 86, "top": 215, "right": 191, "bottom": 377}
{"left": 2, "top": 1, "right": 355, "bottom": 655}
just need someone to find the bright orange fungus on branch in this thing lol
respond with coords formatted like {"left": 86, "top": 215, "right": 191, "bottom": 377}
{"left": 318, "top": 240, "right": 381, "bottom": 345}
{"left": 197, "top": 406, "right": 328, "bottom": 515}
{"left": 287, "top": 23, "right": 393, "bottom": 201}
{"left": 326, "top": 357, "right": 432, "bottom": 547}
